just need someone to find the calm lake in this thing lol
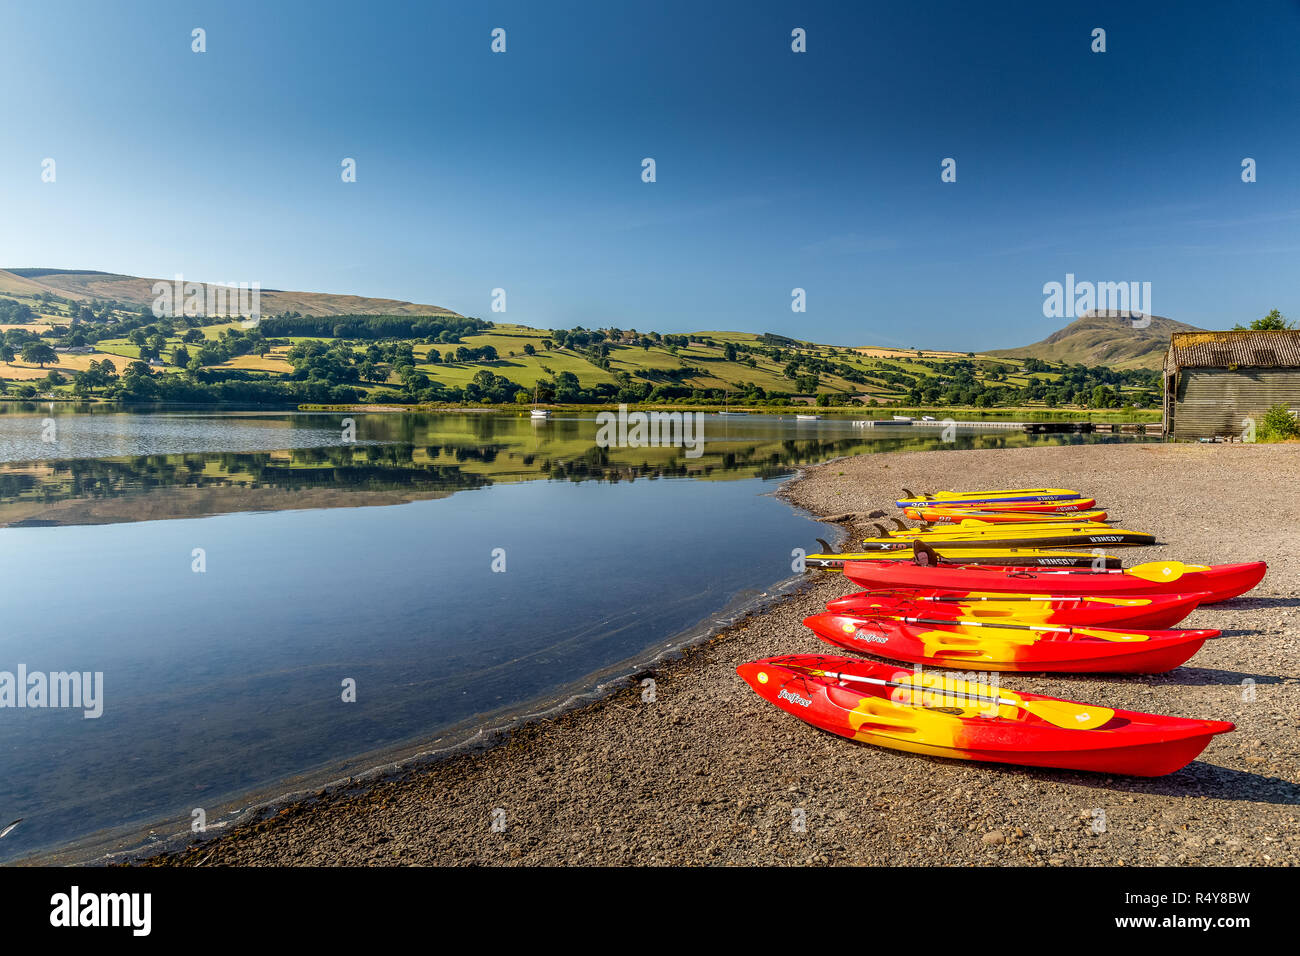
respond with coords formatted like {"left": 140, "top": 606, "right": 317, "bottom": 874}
{"left": 0, "top": 405, "right": 1149, "bottom": 862}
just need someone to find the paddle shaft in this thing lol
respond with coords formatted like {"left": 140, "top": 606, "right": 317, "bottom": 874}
{"left": 876, "top": 614, "right": 1079, "bottom": 635}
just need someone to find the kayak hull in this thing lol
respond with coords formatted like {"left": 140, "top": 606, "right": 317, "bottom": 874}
{"left": 738, "top": 655, "right": 1233, "bottom": 776}
{"left": 842, "top": 561, "right": 1267, "bottom": 604}
{"left": 824, "top": 590, "right": 1208, "bottom": 630}
{"left": 804, "top": 612, "right": 1217, "bottom": 673}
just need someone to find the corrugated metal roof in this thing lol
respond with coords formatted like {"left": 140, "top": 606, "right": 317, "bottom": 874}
{"left": 1166, "top": 330, "right": 1300, "bottom": 371}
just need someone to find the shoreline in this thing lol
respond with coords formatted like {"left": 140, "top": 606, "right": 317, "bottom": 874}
{"left": 125, "top": 443, "right": 1300, "bottom": 865}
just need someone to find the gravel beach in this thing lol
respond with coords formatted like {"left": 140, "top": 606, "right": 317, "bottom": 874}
{"left": 144, "top": 442, "right": 1299, "bottom": 867}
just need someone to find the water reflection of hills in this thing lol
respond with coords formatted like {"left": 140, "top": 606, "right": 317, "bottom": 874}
{"left": 0, "top": 412, "right": 1090, "bottom": 528}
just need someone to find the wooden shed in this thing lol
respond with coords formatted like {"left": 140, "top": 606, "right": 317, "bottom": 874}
{"left": 1163, "top": 330, "right": 1300, "bottom": 439}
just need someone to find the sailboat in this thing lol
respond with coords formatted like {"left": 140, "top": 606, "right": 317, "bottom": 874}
{"left": 530, "top": 385, "right": 550, "bottom": 419}
{"left": 717, "top": 389, "right": 747, "bottom": 415}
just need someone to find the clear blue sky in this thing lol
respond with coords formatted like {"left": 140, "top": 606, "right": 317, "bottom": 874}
{"left": 2, "top": 0, "right": 1297, "bottom": 349}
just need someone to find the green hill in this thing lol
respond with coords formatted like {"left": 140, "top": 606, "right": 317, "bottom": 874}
{"left": 989, "top": 311, "right": 1202, "bottom": 370}
{"left": 0, "top": 269, "right": 457, "bottom": 318}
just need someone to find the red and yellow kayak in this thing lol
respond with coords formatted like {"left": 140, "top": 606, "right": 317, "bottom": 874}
{"left": 842, "top": 560, "right": 1267, "bottom": 604}
{"left": 738, "top": 655, "right": 1233, "bottom": 776}
{"left": 804, "top": 611, "right": 1217, "bottom": 673}
{"left": 824, "top": 590, "right": 1208, "bottom": 630}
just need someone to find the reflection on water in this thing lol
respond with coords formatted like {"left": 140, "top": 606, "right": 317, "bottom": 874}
{"left": 0, "top": 407, "right": 1147, "bottom": 528}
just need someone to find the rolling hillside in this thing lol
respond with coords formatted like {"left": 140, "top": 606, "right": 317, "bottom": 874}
{"left": 0, "top": 267, "right": 1165, "bottom": 409}
{"left": 0, "top": 269, "right": 458, "bottom": 318}
{"left": 990, "top": 311, "right": 1202, "bottom": 370}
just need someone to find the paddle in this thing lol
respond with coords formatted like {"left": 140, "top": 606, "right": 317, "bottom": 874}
{"left": 1126, "top": 561, "right": 1193, "bottom": 582}
{"left": 789, "top": 663, "right": 1115, "bottom": 730}
{"left": 851, "top": 614, "right": 1150, "bottom": 643}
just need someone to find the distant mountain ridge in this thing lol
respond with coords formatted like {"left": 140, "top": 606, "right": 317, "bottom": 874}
{"left": 0, "top": 268, "right": 458, "bottom": 318}
{"left": 989, "top": 311, "right": 1202, "bottom": 370}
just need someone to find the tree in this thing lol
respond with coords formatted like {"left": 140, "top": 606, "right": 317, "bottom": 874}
{"left": 0, "top": 344, "right": 13, "bottom": 364}
{"left": 1233, "top": 309, "right": 1294, "bottom": 331}
{"left": 523, "top": 343, "right": 536, "bottom": 356}
{"left": 21, "top": 342, "right": 58, "bottom": 368}
{"left": 1258, "top": 403, "right": 1299, "bottom": 442}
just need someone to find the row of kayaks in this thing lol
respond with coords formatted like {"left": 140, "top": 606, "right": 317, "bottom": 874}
{"left": 739, "top": 486, "right": 1266, "bottom": 777}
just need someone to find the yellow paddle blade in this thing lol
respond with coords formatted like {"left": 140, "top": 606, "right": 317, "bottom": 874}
{"left": 1126, "top": 561, "right": 1192, "bottom": 583}
{"left": 1069, "top": 626, "right": 1149, "bottom": 643}
{"left": 1020, "top": 699, "right": 1115, "bottom": 730}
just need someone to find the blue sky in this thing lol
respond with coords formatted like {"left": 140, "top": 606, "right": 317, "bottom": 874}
{"left": 1, "top": 0, "right": 1298, "bottom": 349}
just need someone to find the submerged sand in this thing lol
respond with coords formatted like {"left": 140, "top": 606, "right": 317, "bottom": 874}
{"left": 142, "top": 443, "right": 1299, "bottom": 866}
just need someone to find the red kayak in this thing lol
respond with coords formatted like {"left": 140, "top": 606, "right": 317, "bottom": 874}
{"left": 824, "top": 590, "right": 1208, "bottom": 630}
{"left": 738, "top": 655, "right": 1233, "bottom": 776}
{"left": 804, "top": 611, "right": 1217, "bottom": 673}
{"left": 842, "top": 560, "right": 1266, "bottom": 604}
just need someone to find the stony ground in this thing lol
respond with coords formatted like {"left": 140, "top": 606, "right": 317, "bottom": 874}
{"left": 144, "top": 442, "right": 1299, "bottom": 866}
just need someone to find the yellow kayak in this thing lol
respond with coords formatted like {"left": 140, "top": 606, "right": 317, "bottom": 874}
{"left": 806, "top": 543, "right": 1121, "bottom": 570}
{"left": 896, "top": 488, "right": 1081, "bottom": 508}
{"left": 862, "top": 523, "right": 1155, "bottom": 549}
